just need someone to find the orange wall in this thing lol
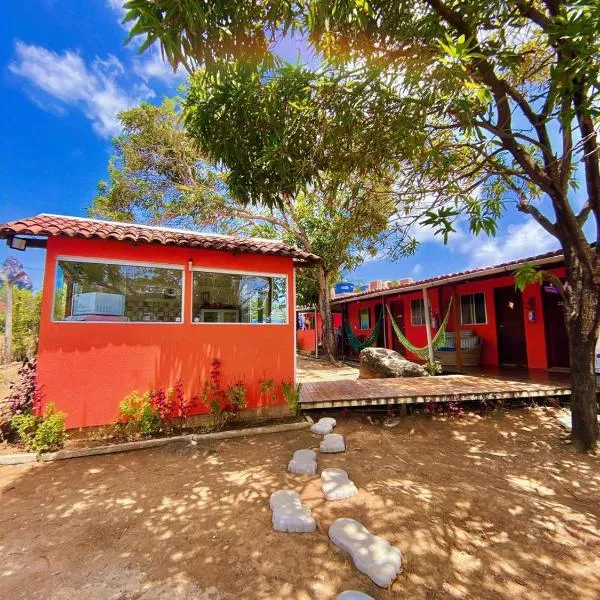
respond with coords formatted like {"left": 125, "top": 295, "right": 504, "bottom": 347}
{"left": 37, "top": 237, "right": 296, "bottom": 429}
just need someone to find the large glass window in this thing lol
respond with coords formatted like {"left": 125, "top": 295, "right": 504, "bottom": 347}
{"left": 460, "top": 292, "right": 487, "bottom": 325}
{"left": 192, "top": 271, "right": 287, "bottom": 324}
{"left": 53, "top": 260, "right": 183, "bottom": 323}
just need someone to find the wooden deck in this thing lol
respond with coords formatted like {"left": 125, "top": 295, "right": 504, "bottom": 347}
{"left": 299, "top": 371, "right": 593, "bottom": 409}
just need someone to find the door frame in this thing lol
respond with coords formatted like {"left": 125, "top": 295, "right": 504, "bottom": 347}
{"left": 494, "top": 286, "right": 528, "bottom": 367}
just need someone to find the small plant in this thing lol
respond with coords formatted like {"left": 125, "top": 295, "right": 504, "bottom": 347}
{"left": 225, "top": 381, "right": 247, "bottom": 412}
{"left": 11, "top": 403, "right": 66, "bottom": 453}
{"left": 171, "top": 378, "right": 197, "bottom": 430}
{"left": 10, "top": 411, "right": 37, "bottom": 446}
{"left": 9, "top": 358, "right": 39, "bottom": 414}
{"left": 281, "top": 381, "right": 301, "bottom": 415}
{"left": 114, "top": 391, "right": 162, "bottom": 440}
{"left": 259, "top": 377, "right": 276, "bottom": 404}
{"left": 200, "top": 360, "right": 246, "bottom": 431}
{"left": 151, "top": 388, "right": 173, "bottom": 428}
{"left": 32, "top": 404, "right": 67, "bottom": 452}
{"left": 424, "top": 360, "right": 443, "bottom": 376}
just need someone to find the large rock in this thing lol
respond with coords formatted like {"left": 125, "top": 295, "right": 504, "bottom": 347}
{"left": 359, "top": 347, "right": 428, "bottom": 378}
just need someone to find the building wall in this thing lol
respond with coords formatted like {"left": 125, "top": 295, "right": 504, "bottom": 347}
{"left": 338, "top": 265, "right": 566, "bottom": 369}
{"left": 37, "top": 237, "right": 296, "bottom": 429}
{"left": 296, "top": 311, "right": 342, "bottom": 354}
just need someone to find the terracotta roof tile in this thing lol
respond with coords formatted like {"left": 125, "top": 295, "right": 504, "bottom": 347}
{"left": 331, "top": 248, "right": 565, "bottom": 304}
{"left": 0, "top": 214, "right": 321, "bottom": 264}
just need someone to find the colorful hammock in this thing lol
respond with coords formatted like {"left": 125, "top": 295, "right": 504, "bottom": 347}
{"left": 344, "top": 311, "right": 383, "bottom": 352}
{"left": 386, "top": 297, "right": 454, "bottom": 361}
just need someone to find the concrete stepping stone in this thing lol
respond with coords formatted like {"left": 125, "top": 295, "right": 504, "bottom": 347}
{"left": 337, "top": 593, "right": 375, "bottom": 600}
{"left": 321, "top": 468, "right": 358, "bottom": 501}
{"left": 329, "top": 518, "right": 402, "bottom": 588}
{"left": 311, "top": 417, "right": 337, "bottom": 435}
{"left": 269, "top": 490, "right": 316, "bottom": 533}
{"left": 288, "top": 449, "right": 317, "bottom": 475}
{"left": 320, "top": 433, "right": 345, "bottom": 453}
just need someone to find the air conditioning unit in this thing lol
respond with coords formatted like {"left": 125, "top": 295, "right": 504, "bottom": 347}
{"left": 73, "top": 292, "right": 125, "bottom": 316}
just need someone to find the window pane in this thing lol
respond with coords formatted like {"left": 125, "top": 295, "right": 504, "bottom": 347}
{"left": 474, "top": 293, "right": 486, "bottom": 324}
{"left": 460, "top": 295, "right": 472, "bottom": 324}
{"left": 54, "top": 260, "right": 183, "bottom": 322}
{"left": 192, "top": 271, "right": 287, "bottom": 324}
{"left": 411, "top": 299, "right": 425, "bottom": 325}
{"left": 359, "top": 308, "right": 370, "bottom": 329}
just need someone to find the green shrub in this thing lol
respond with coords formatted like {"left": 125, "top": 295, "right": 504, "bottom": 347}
{"left": 10, "top": 411, "right": 38, "bottom": 448}
{"left": 226, "top": 382, "right": 247, "bottom": 412}
{"left": 139, "top": 402, "right": 162, "bottom": 436}
{"left": 32, "top": 405, "right": 66, "bottom": 452}
{"left": 10, "top": 403, "right": 66, "bottom": 453}
{"left": 114, "top": 391, "right": 162, "bottom": 440}
{"left": 281, "top": 381, "right": 301, "bottom": 415}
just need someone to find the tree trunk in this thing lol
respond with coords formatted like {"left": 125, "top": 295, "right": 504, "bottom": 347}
{"left": 563, "top": 258, "right": 600, "bottom": 451}
{"left": 317, "top": 266, "right": 337, "bottom": 363}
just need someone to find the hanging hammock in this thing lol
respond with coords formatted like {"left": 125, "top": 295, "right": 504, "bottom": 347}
{"left": 344, "top": 311, "right": 384, "bottom": 352}
{"left": 386, "top": 297, "right": 454, "bottom": 361}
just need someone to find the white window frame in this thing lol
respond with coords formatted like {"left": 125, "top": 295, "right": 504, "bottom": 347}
{"left": 191, "top": 266, "right": 289, "bottom": 325}
{"left": 410, "top": 298, "right": 426, "bottom": 326}
{"left": 358, "top": 307, "right": 371, "bottom": 330}
{"left": 51, "top": 255, "right": 186, "bottom": 325}
{"left": 460, "top": 292, "right": 488, "bottom": 325}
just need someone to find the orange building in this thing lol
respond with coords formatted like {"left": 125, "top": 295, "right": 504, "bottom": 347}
{"left": 332, "top": 250, "right": 570, "bottom": 371}
{"left": 0, "top": 214, "right": 320, "bottom": 429}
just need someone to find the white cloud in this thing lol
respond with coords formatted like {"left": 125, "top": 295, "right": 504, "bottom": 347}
{"left": 133, "top": 47, "right": 184, "bottom": 84}
{"left": 106, "top": 0, "right": 128, "bottom": 24}
{"left": 412, "top": 263, "right": 422, "bottom": 275}
{"left": 9, "top": 41, "right": 154, "bottom": 137}
{"left": 459, "top": 220, "right": 558, "bottom": 267}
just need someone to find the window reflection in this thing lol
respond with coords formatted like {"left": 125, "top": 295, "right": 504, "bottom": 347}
{"left": 192, "top": 271, "right": 287, "bottom": 323}
{"left": 54, "top": 260, "right": 183, "bottom": 322}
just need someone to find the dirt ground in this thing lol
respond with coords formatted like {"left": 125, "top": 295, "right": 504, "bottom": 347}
{"left": 296, "top": 356, "right": 359, "bottom": 382}
{"left": 1, "top": 407, "right": 599, "bottom": 600}
{"left": 0, "top": 362, "right": 19, "bottom": 401}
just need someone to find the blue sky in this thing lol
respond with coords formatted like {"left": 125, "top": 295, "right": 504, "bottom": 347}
{"left": 1, "top": 1, "right": 569, "bottom": 291}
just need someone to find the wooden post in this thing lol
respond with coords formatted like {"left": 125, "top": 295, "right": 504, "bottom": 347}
{"left": 4, "top": 281, "right": 12, "bottom": 365}
{"left": 453, "top": 288, "right": 463, "bottom": 371}
{"left": 422, "top": 287, "right": 434, "bottom": 364}
{"left": 382, "top": 298, "right": 387, "bottom": 348}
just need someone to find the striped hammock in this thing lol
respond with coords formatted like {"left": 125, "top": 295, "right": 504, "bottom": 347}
{"left": 344, "top": 311, "right": 383, "bottom": 352}
{"left": 386, "top": 297, "right": 454, "bottom": 361}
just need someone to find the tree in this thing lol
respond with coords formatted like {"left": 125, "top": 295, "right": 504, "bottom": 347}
{"left": 123, "top": 0, "right": 600, "bottom": 451}
{"left": 92, "top": 98, "right": 396, "bottom": 361}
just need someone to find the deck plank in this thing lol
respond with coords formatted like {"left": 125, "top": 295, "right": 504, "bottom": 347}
{"left": 299, "top": 371, "right": 592, "bottom": 409}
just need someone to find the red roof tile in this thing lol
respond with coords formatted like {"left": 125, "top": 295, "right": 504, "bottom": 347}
{"left": 331, "top": 248, "right": 565, "bottom": 304}
{"left": 0, "top": 214, "right": 321, "bottom": 264}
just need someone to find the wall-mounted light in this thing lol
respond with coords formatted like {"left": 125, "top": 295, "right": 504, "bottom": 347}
{"left": 7, "top": 237, "right": 26, "bottom": 251}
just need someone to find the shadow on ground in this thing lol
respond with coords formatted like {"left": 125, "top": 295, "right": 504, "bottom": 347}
{"left": 1, "top": 407, "right": 599, "bottom": 599}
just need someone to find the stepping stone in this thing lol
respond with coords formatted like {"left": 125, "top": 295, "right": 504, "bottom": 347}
{"left": 288, "top": 449, "right": 318, "bottom": 475}
{"left": 337, "top": 593, "right": 375, "bottom": 600}
{"left": 329, "top": 518, "right": 402, "bottom": 588}
{"left": 320, "top": 433, "right": 345, "bottom": 453}
{"left": 321, "top": 468, "right": 358, "bottom": 501}
{"left": 269, "top": 490, "right": 316, "bottom": 533}
{"left": 311, "top": 417, "right": 337, "bottom": 435}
